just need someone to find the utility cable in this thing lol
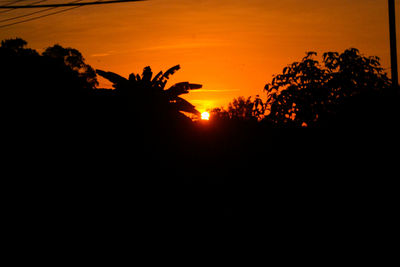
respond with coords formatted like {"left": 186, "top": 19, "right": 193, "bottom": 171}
{"left": 0, "top": 5, "right": 82, "bottom": 27}
{"left": 0, "top": 0, "right": 145, "bottom": 8}
{"left": 0, "top": 0, "right": 144, "bottom": 28}
{"left": 0, "top": 0, "right": 81, "bottom": 23}
{"left": 0, "top": 0, "right": 26, "bottom": 7}
{"left": 0, "top": 0, "right": 29, "bottom": 13}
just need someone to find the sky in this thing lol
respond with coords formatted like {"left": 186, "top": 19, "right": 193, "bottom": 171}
{"left": 0, "top": 0, "right": 399, "bottom": 112}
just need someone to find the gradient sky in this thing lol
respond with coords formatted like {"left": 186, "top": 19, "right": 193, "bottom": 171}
{"left": 1, "top": 0, "right": 399, "bottom": 112}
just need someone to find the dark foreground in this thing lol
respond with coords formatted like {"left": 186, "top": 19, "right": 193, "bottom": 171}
{"left": 4, "top": 100, "right": 398, "bottom": 218}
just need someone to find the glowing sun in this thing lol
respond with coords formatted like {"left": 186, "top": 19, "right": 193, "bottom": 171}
{"left": 201, "top": 112, "right": 210, "bottom": 120}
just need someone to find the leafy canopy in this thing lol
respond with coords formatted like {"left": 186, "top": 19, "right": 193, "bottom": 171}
{"left": 264, "top": 48, "right": 390, "bottom": 127}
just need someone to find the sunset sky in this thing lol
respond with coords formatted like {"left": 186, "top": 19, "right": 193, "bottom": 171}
{"left": 0, "top": 0, "right": 399, "bottom": 112}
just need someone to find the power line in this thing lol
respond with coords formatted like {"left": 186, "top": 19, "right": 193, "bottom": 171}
{"left": 0, "top": 0, "right": 145, "bottom": 8}
{"left": 0, "top": 0, "right": 26, "bottom": 6}
{"left": 0, "top": 5, "right": 82, "bottom": 27}
{"left": 0, "top": 0, "right": 82, "bottom": 23}
{"left": 0, "top": 0, "right": 145, "bottom": 28}
{"left": 0, "top": 0, "right": 93, "bottom": 28}
{"left": 0, "top": 0, "right": 28, "bottom": 13}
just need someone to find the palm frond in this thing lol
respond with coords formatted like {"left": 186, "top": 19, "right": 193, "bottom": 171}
{"left": 152, "top": 71, "right": 163, "bottom": 84}
{"left": 165, "top": 82, "right": 202, "bottom": 99}
{"left": 96, "top": 69, "right": 127, "bottom": 85}
{"left": 171, "top": 97, "right": 200, "bottom": 115}
{"left": 159, "top": 65, "right": 180, "bottom": 89}
{"left": 162, "top": 65, "right": 180, "bottom": 80}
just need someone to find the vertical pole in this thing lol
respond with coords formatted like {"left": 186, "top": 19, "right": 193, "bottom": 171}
{"left": 388, "top": 0, "right": 398, "bottom": 91}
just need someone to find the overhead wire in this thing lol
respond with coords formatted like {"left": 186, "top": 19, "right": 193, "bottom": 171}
{"left": 0, "top": 5, "right": 82, "bottom": 28}
{"left": 0, "top": 0, "right": 127, "bottom": 28}
{"left": 0, "top": 0, "right": 31, "bottom": 14}
{"left": 0, "top": 0, "right": 26, "bottom": 6}
{"left": 0, "top": 0, "right": 82, "bottom": 23}
{"left": 0, "top": 0, "right": 144, "bottom": 8}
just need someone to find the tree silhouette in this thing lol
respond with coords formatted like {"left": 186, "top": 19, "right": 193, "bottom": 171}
{"left": 211, "top": 96, "right": 265, "bottom": 122}
{"left": 0, "top": 38, "right": 101, "bottom": 126}
{"left": 1, "top": 38, "right": 98, "bottom": 96}
{"left": 96, "top": 65, "right": 202, "bottom": 120}
{"left": 264, "top": 49, "right": 391, "bottom": 127}
{"left": 43, "top": 44, "right": 98, "bottom": 90}
{"left": 0, "top": 38, "right": 38, "bottom": 56}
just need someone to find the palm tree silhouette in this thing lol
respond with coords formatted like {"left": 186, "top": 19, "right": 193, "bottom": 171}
{"left": 96, "top": 65, "right": 202, "bottom": 118}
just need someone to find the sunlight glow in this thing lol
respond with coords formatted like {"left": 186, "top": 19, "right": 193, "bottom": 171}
{"left": 201, "top": 112, "right": 210, "bottom": 120}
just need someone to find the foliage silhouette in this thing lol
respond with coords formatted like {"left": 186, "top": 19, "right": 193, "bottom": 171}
{"left": 264, "top": 49, "right": 392, "bottom": 127}
{"left": 0, "top": 38, "right": 202, "bottom": 130}
{"left": 1, "top": 37, "right": 397, "bottom": 192}
{"left": 96, "top": 65, "right": 202, "bottom": 121}
{"left": 2, "top": 37, "right": 398, "bottom": 223}
{"left": 1, "top": 38, "right": 97, "bottom": 97}
{"left": 1, "top": 38, "right": 38, "bottom": 56}
{"left": 210, "top": 96, "right": 265, "bottom": 122}
{"left": 43, "top": 44, "right": 98, "bottom": 90}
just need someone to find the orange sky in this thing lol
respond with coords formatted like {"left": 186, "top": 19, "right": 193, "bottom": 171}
{"left": 1, "top": 0, "right": 399, "bottom": 112}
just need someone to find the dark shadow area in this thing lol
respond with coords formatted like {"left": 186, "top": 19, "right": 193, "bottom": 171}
{"left": 1, "top": 39, "right": 398, "bottom": 219}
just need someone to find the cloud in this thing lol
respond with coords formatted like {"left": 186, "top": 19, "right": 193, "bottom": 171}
{"left": 90, "top": 53, "right": 111, "bottom": 57}
{"left": 89, "top": 50, "right": 116, "bottom": 57}
{"left": 136, "top": 41, "right": 227, "bottom": 52}
{"left": 190, "top": 89, "right": 240, "bottom": 93}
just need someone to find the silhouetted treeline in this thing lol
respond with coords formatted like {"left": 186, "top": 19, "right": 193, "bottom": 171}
{"left": 2, "top": 37, "right": 399, "bottom": 222}
{"left": 2, "top": 38, "right": 398, "bottom": 184}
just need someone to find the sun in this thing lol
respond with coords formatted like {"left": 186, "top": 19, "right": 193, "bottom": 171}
{"left": 201, "top": 112, "right": 210, "bottom": 120}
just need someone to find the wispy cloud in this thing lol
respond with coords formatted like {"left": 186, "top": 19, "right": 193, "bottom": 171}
{"left": 136, "top": 41, "right": 227, "bottom": 52}
{"left": 90, "top": 53, "right": 111, "bottom": 57}
{"left": 190, "top": 89, "right": 240, "bottom": 93}
{"left": 90, "top": 50, "right": 116, "bottom": 57}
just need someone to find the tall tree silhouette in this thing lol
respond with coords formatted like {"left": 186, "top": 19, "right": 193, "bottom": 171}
{"left": 96, "top": 65, "right": 202, "bottom": 120}
{"left": 0, "top": 38, "right": 38, "bottom": 56}
{"left": 264, "top": 49, "right": 391, "bottom": 127}
{"left": 0, "top": 38, "right": 100, "bottom": 125}
{"left": 1, "top": 38, "right": 98, "bottom": 96}
{"left": 43, "top": 44, "right": 98, "bottom": 90}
